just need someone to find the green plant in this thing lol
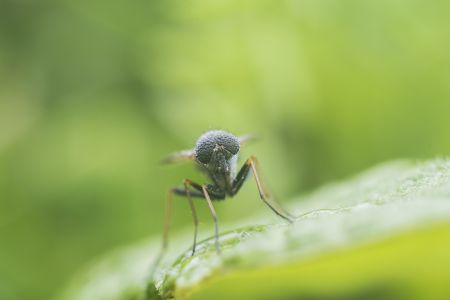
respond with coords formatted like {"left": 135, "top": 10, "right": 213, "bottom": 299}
{"left": 59, "top": 159, "right": 450, "bottom": 300}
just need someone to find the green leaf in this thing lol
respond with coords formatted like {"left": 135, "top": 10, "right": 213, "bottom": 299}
{"left": 58, "top": 159, "right": 450, "bottom": 300}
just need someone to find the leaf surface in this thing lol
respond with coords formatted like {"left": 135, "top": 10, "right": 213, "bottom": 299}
{"left": 58, "top": 159, "right": 450, "bottom": 300}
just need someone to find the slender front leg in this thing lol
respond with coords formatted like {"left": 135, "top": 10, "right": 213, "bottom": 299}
{"left": 171, "top": 180, "right": 223, "bottom": 255}
{"left": 151, "top": 179, "right": 223, "bottom": 278}
{"left": 150, "top": 180, "right": 203, "bottom": 278}
{"left": 202, "top": 185, "right": 221, "bottom": 253}
{"left": 162, "top": 188, "right": 174, "bottom": 251}
{"left": 231, "top": 155, "right": 294, "bottom": 222}
{"left": 149, "top": 188, "right": 175, "bottom": 278}
{"left": 184, "top": 180, "right": 199, "bottom": 256}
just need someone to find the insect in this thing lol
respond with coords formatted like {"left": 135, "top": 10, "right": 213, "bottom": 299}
{"left": 159, "top": 130, "right": 293, "bottom": 257}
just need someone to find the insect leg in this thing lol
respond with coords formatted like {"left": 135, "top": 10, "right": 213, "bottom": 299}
{"left": 232, "top": 155, "right": 294, "bottom": 222}
{"left": 177, "top": 180, "right": 224, "bottom": 254}
{"left": 149, "top": 188, "right": 175, "bottom": 278}
{"left": 183, "top": 180, "right": 199, "bottom": 256}
{"left": 161, "top": 186, "right": 203, "bottom": 254}
{"left": 201, "top": 185, "right": 221, "bottom": 254}
{"left": 150, "top": 181, "right": 223, "bottom": 278}
{"left": 230, "top": 159, "right": 252, "bottom": 195}
{"left": 162, "top": 188, "right": 174, "bottom": 251}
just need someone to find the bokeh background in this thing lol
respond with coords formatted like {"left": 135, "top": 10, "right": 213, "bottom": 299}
{"left": 1, "top": 1, "right": 450, "bottom": 299}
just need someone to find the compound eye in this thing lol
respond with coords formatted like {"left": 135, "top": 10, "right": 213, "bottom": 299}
{"left": 194, "top": 130, "right": 240, "bottom": 164}
{"left": 195, "top": 141, "right": 214, "bottom": 164}
{"left": 223, "top": 138, "right": 239, "bottom": 155}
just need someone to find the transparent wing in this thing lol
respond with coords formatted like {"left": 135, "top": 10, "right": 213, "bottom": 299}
{"left": 238, "top": 134, "right": 259, "bottom": 147}
{"left": 161, "top": 149, "right": 195, "bottom": 164}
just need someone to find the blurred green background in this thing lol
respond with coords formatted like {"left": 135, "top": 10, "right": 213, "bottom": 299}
{"left": 1, "top": 0, "right": 450, "bottom": 299}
